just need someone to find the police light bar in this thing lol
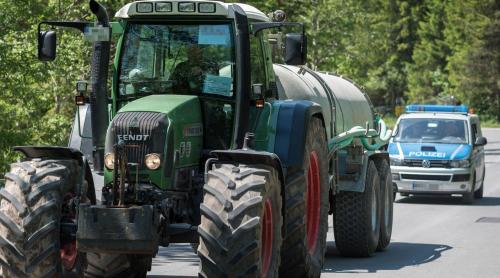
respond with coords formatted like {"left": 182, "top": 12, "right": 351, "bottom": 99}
{"left": 405, "top": 104, "right": 469, "bottom": 113}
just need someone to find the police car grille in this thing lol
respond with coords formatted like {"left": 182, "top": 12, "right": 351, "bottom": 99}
{"left": 113, "top": 112, "right": 166, "bottom": 168}
{"left": 403, "top": 159, "right": 449, "bottom": 168}
{"left": 401, "top": 174, "right": 451, "bottom": 181}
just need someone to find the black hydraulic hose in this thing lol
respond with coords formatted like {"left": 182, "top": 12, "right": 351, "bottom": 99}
{"left": 88, "top": 0, "right": 110, "bottom": 172}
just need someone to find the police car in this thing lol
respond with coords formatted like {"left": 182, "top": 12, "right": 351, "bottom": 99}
{"left": 389, "top": 105, "right": 487, "bottom": 203}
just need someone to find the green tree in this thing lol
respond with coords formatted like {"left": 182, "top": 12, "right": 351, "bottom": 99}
{"left": 407, "top": 0, "right": 450, "bottom": 103}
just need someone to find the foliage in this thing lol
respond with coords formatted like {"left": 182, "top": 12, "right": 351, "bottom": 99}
{"left": 0, "top": 0, "right": 499, "bottom": 173}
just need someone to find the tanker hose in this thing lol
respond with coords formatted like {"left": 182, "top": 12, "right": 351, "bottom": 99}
{"left": 360, "top": 118, "right": 392, "bottom": 151}
{"left": 329, "top": 118, "right": 392, "bottom": 151}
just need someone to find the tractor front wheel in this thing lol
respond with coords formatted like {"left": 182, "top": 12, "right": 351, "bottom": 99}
{"left": 0, "top": 159, "right": 85, "bottom": 277}
{"left": 198, "top": 163, "right": 282, "bottom": 278}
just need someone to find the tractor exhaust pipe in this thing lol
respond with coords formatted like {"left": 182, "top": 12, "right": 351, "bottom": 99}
{"left": 88, "top": 0, "right": 110, "bottom": 172}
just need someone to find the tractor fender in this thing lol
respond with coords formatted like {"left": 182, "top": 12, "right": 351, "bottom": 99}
{"left": 272, "top": 100, "right": 324, "bottom": 170}
{"left": 13, "top": 146, "right": 96, "bottom": 203}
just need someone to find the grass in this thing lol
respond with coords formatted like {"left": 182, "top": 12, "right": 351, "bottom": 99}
{"left": 480, "top": 117, "right": 500, "bottom": 128}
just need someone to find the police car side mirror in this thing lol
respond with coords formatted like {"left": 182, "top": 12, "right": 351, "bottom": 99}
{"left": 474, "top": 136, "right": 487, "bottom": 146}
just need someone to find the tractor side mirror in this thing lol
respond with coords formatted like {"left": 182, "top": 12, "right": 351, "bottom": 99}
{"left": 285, "top": 33, "right": 307, "bottom": 65}
{"left": 38, "top": 30, "right": 57, "bottom": 61}
{"left": 474, "top": 136, "right": 487, "bottom": 146}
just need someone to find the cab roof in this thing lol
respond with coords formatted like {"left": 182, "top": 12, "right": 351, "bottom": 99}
{"left": 115, "top": 0, "right": 270, "bottom": 22}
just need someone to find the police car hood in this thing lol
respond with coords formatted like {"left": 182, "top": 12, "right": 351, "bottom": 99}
{"left": 389, "top": 142, "right": 471, "bottom": 160}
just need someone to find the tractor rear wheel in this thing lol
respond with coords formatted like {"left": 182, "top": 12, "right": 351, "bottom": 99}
{"left": 84, "top": 253, "right": 151, "bottom": 278}
{"left": 198, "top": 163, "right": 282, "bottom": 278}
{"left": 279, "top": 117, "right": 329, "bottom": 278}
{"left": 0, "top": 159, "right": 85, "bottom": 277}
{"left": 334, "top": 160, "right": 381, "bottom": 257}
{"left": 375, "top": 160, "right": 393, "bottom": 251}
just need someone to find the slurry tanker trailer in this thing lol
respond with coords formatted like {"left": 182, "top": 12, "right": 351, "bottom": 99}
{"left": 0, "top": 1, "right": 393, "bottom": 277}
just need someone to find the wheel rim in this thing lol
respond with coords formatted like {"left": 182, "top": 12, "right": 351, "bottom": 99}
{"left": 306, "top": 151, "right": 321, "bottom": 255}
{"left": 61, "top": 241, "right": 77, "bottom": 270}
{"left": 61, "top": 192, "right": 78, "bottom": 270}
{"left": 371, "top": 184, "right": 377, "bottom": 232}
{"left": 261, "top": 199, "right": 273, "bottom": 277}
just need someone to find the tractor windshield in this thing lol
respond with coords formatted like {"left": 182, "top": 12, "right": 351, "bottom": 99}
{"left": 118, "top": 23, "right": 235, "bottom": 98}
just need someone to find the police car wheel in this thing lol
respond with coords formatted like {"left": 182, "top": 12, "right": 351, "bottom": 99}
{"left": 474, "top": 171, "right": 484, "bottom": 199}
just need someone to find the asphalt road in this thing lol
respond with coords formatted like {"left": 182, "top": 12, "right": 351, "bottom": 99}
{"left": 148, "top": 128, "right": 500, "bottom": 278}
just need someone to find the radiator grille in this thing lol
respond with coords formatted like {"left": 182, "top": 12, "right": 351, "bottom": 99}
{"left": 401, "top": 174, "right": 451, "bottom": 181}
{"left": 403, "top": 159, "right": 449, "bottom": 168}
{"left": 112, "top": 112, "right": 167, "bottom": 168}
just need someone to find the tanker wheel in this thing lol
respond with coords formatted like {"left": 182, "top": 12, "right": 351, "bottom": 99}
{"left": 198, "top": 163, "right": 282, "bottom": 278}
{"left": 375, "top": 160, "right": 393, "bottom": 251}
{"left": 0, "top": 159, "right": 86, "bottom": 278}
{"left": 279, "top": 117, "right": 329, "bottom": 278}
{"left": 334, "top": 160, "right": 381, "bottom": 257}
{"left": 84, "top": 253, "right": 151, "bottom": 278}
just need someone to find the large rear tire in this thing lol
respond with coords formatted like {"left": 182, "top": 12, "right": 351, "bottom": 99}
{"left": 198, "top": 163, "right": 282, "bottom": 278}
{"left": 279, "top": 118, "right": 329, "bottom": 278}
{"left": 334, "top": 160, "right": 381, "bottom": 257}
{"left": 375, "top": 160, "right": 393, "bottom": 251}
{"left": 0, "top": 160, "right": 84, "bottom": 278}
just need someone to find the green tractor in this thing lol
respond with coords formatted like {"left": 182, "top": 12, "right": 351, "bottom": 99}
{"left": 0, "top": 1, "right": 394, "bottom": 277}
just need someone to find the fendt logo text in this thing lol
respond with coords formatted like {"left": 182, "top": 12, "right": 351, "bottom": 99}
{"left": 117, "top": 134, "right": 150, "bottom": 141}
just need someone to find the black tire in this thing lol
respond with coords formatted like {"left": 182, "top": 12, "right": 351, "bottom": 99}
{"left": 198, "top": 163, "right": 282, "bottom": 278}
{"left": 334, "top": 160, "right": 381, "bottom": 257}
{"left": 84, "top": 253, "right": 151, "bottom": 278}
{"left": 400, "top": 192, "right": 410, "bottom": 197}
{"left": 474, "top": 170, "right": 484, "bottom": 199}
{"left": 463, "top": 173, "right": 475, "bottom": 204}
{"left": 375, "top": 160, "right": 393, "bottom": 251}
{"left": 279, "top": 117, "right": 329, "bottom": 278}
{"left": 0, "top": 159, "right": 84, "bottom": 278}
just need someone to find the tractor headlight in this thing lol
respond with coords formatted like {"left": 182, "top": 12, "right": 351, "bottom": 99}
{"left": 104, "top": 153, "right": 115, "bottom": 170}
{"left": 450, "top": 159, "right": 470, "bottom": 168}
{"left": 145, "top": 153, "right": 162, "bottom": 170}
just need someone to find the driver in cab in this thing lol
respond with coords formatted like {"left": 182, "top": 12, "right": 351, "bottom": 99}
{"left": 441, "top": 121, "right": 464, "bottom": 140}
{"left": 171, "top": 44, "right": 217, "bottom": 94}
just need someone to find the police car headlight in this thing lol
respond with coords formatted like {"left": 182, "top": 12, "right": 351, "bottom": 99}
{"left": 450, "top": 159, "right": 470, "bottom": 168}
{"left": 390, "top": 157, "right": 404, "bottom": 166}
{"left": 104, "top": 153, "right": 115, "bottom": 170}
{"left": 145, "top": 153, "right": 162, "bottom": 170}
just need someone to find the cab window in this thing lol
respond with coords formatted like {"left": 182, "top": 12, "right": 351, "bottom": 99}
{"left": 250, "top": 33, "right": 267, "bottom": 92}
{"left": 471, "top": 123, "right": 478, "bottom": 144}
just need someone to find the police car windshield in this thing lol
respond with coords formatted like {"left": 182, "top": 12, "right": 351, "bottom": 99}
{"left": 394, "top": 118, "right": 469, "bottom": 144}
